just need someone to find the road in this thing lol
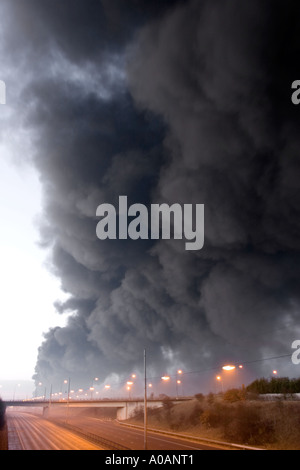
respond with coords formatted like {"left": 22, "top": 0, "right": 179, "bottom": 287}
{"left": 6, "top": 410, "right": 103, "bottom": 450}
{"left": 6, "top": 409, "right": 220, "bottom": 450}
{"left": 52, "top": 413, "right": 220, "bottom": 450}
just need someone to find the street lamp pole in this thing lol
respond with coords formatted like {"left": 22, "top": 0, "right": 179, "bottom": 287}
{"left": 144, "top": 348, "right": 147, "bottom": 451}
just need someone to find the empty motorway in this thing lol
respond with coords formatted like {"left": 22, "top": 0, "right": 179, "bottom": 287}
{"left": 6, "top": 409, "right": 220, "bottom": 450}
{"left": 6, "top": 410, "right": 103, "bottom": 450}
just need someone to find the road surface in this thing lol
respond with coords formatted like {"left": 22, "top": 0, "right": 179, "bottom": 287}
{"left": 6, "top": 409, "right": 221, "bottom": 450}
{"left": 7, "top": 410, "right": 103, "bottom": 450}
{"left": 52, "top": 413, "right": 220, "bottom": 450}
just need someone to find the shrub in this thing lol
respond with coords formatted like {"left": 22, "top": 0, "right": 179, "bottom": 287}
{"left": 207, "top": 392, "right": 215, "bottom": 405}
{"left": 0, "top": 400, "right": 6, "bottom": 430}
{"left": 195, "top": 393, "right": 204, "bottom": 402}
{"left": 224, "top": 403, "right": 275, "bottom": 445}
{"left": 223, "top": 387, "right": 246, "bottom": 403}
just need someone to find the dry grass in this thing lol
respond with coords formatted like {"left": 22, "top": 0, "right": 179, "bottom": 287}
{"left": 126, "top": 395, "right": 300, "bottom": 450}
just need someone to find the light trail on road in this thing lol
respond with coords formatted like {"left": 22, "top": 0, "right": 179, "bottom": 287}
{"left": 56, "top": 414, "right": 220, "bottom": 450}
{"left": 7, "top": 410, "right": 103, "bottom": 450}
{"left": 6, "top": 409, "right": 221, "bottom": 450}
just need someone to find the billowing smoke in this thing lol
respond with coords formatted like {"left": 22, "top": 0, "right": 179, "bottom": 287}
{"left": 2, "top": 0, "right": 300, "bottom": 392}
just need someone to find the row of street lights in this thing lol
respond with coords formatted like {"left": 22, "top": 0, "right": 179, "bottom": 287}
{"left": 36, "top": 366, "right": 238, "bottom": 402}
{"left": 33, "top": 363, "right": 281, "bottom": 403}
{"left": 215, "top": 364, "right": 280, "bottom": 393}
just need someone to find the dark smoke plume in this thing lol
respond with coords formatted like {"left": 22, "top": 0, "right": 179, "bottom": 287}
{"left": 1, "top": 0, "right": 300, "bottom": 392}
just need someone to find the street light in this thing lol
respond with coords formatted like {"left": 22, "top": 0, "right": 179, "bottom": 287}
{"left": 176, "top": 370, "right": 183, "bottom": 397}
{"left": 216, "top": 375, "right": 223, "bottom": 392}
{"left": 222, "top": 365, "right": 236, "bottom": 371}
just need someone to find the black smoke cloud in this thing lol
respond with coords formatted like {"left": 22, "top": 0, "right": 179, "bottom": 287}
{"left": 2, "top": 0, "right": 300, "bottom": 391}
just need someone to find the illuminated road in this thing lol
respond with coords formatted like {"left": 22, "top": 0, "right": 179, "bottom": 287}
{"left": 7, "top": 410, "right": 103, "bottom": 450}
{"left": 55, "top": 414, "right": 220, "bottom": 450}
{"left": 6, "top": 410, "right": 221, "bottom": 450}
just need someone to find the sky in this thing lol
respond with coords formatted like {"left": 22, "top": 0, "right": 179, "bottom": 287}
{"left": 1, "top": 0, "right": 300, "bottom": 400}
{"left": 0, "top": 141, "right": 69, "bottom": 398}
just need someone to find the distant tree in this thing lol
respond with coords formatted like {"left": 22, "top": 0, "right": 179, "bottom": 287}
{"left": 194, "top": 393, "right": 204, "bottom": 402}
{"left": 162, "top": 396, "right": 174, "bottom": 412}
{"left": 207, "top": 392, "right": 215, "bottom": 405}
{"left": 247, "top": 378, "right": 270, "bottom": 394}
{"left": 247, "top": 377, "right": 300, "bottom": 395}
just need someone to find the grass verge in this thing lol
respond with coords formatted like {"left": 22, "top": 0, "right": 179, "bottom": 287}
{"left": 126, "top": 394, "right": 300, "bottom": 450}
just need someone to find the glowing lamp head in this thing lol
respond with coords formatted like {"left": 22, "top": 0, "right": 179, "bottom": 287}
{"left": 222, "top": 365, "right": 236, "bottom": 371}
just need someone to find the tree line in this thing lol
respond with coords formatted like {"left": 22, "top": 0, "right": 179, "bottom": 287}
{"left": 246, "top": 377, "right": 300, "bottom": 395}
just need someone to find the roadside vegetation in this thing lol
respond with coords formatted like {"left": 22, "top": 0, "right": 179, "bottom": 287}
{"left": 127, "top": 379, "right": 300, "bottom": 450}
{"left": 0, "top": 399, "right": 8, "bottom": 450}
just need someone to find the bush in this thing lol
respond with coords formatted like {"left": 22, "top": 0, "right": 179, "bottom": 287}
{"left": 0, "top": 400, "right": 6, "bottom": 430}
{"left": 162, "top": 397, "right": 174, "bottom": 412}
{"left": 223, "top": 387, "right": 246, "bottom": 403}
{"left": 224, "top": 403, "right": 275, "bottom": 445}
{"left": 207, "top": 392, "right": 215, "bottom": 405}
{"left": 194, "top": 393, "right": 204, "bottom": 402}
{"left": 200, "top": 403, "right": 231, "bottom": 431}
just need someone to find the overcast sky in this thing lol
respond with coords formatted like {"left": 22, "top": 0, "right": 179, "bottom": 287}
{"left": 1, "top": 0, "right": 300, "bottom": 399}
{"left": 0, "top": 134, "right": 69, "bottom": 399}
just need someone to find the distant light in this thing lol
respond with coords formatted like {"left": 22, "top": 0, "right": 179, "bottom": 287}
{"left": 177, "top": 370, "right": 183, "bottom": 374}
{"left": 273, "top": 370, "right": 278, "bottom": 375}
{"left": 216, "top": 376, "right": 221, "bottom": 381}
{"left": 161, "top": 376, "right": 170, "bottom": 381}
{"left": 127, "top": 381, "right": 133, "bottom": 385}
{"left": 104, "top": 385, "right": 111, "bottom": 389}
{"left": 222, "top": 365, "right": 236, "bottom": 371}
{"left": 131, "top": 374, "right": 136, "bottom": 379}
{"left": 238, "top": 365, "right": 243, "bottom": 369}
{"left": 148, "top": 383, "right": 153, "bottom": 388}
